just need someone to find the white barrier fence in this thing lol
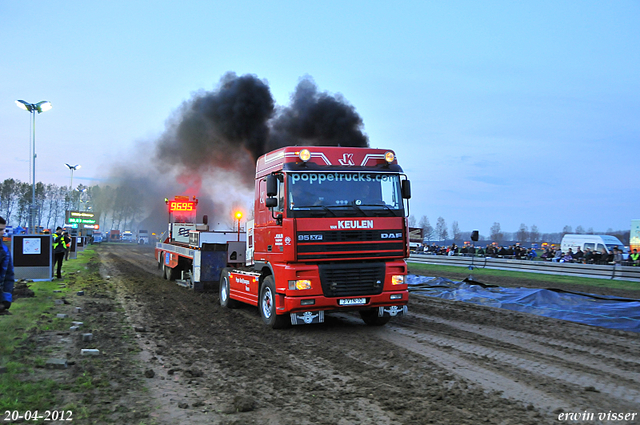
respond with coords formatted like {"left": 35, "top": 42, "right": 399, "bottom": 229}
{"left": 408, "top": 254, "right": 640, "bottom": 282}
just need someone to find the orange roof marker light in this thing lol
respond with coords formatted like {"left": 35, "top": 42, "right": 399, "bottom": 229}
{"left": 298, "top": 149, "right": 311, "bottom": 162}
{"left": 385, "top": 151, "right": 395, "bottom": 163}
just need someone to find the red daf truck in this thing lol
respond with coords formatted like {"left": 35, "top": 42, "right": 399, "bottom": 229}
{"left": 156, "top": 146, "right": 412, "bottom": 328}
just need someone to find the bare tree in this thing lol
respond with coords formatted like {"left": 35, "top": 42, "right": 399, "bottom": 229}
{"left": 91, "top": 185, "right": 116, "bottom": 230}
{"left": 0, "top": 178, "right": 19, "bottom": 222}
{"left": 50, "top": 185, "right": 67, "bottom": 228}
{"left": 575, "top": 225, "right": 585, "bottom": 234}
{"left": 451, "top": 221, "right": 461, "bottom": 240}
{"left": 490, "top": 222, "right": 503, "bottom": 242}
{"left": 43, "top": 184, "right": 59, "bottom": 229}
{"left": 16, "top": 182, "right": 32, "bottom": 228}
{"left": 34, "top": 182, "right": 46, "bottom": 229}
{"left": 516, "top": 223, "right": 528, "bottom": 242}
{"left": 408, "top": 215, "right": 416, "bottom": 227}
{"left": 419, "top": 215, "right": 434, "bottom": 242}
{"left": 562, "top": 225, "right": 573, "bottom": 236}
{"left": 529, "top": 224, "right": 540, "bottom": 243}
{"left": 436, "top": 217, "right": 448, "bottom": 241}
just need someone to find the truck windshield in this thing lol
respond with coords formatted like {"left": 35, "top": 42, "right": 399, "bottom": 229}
{"left": 287, "top": 172, "right": 403, "bottom": 217}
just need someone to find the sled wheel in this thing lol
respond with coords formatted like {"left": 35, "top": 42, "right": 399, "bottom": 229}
{"left": 164, "top": 264, "right": 176, "bottom": 281}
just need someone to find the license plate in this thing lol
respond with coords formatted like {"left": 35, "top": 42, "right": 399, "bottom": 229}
{"left": 339, "top": 298, "right": 366, "bottom": 306}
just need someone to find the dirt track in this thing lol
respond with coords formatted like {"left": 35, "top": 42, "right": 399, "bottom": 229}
{"left": 95, "top": 244, "right": 640, "bottom": 425}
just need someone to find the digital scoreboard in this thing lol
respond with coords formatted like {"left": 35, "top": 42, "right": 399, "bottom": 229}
{"left": 65, "top": 210, "right": 100, "bottom": 229}
{"left": 166, "top": 196, "right": 198, "bottom": 224}
{"left": 168, "top": 201, "right": 197, "bottom": 212}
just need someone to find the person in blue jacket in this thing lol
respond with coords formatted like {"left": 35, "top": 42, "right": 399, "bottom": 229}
{"left": 0, "top": 216, "right": 15, "bottom": 315}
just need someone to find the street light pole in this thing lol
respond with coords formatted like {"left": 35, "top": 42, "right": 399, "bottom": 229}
{"left": 235, "top": 211, "right": 243, "bottom": 241}
{"left": 16, "top": 100, "right": 52, "bottom": 234}
{"left": 65, "top": 164, "right": 80, "bottom": 209}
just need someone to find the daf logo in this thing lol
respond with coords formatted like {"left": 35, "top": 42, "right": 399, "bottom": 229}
{"left": 381, "top": 233, "right": 402, "bottom": 239}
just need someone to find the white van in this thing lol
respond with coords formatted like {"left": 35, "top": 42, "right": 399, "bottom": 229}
{"left": 561, "top": 234, "right": 628, "bottom": 257}
{"left": 121, "top": 231, "right": 134, "bottom": 243}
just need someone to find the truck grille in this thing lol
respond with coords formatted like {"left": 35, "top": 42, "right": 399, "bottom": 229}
{"left": 296, "top": 229, "right": 404, "bottom": 261}
{"left": 318, "top": 262, "right": 385, "bottom": 297}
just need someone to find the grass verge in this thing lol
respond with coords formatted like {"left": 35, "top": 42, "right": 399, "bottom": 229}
{"left": 0, "top": 247, "right": 95, "bottom": 420}
{"left": 408, "top": 261, "right": 640, "bottom": 293}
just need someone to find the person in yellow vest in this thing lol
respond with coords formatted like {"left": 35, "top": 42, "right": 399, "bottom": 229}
{"left": 631, "top": 249, "right": 640, "bottom": 267}
{"left": 52, "top": 227, "right": 68, "bottom": 279}
{"left": 63, "top": 231, "right": 71, "bottom": 261}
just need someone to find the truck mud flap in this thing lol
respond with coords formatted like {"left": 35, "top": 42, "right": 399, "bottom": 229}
{"left": 378, "top": 305, "right": 408, "bottom": 317}
{"left": 291, "top": 311, "right": 325, "bottom": 325}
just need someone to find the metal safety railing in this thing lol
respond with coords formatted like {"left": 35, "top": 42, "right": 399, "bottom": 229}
{"left": 408, "top": 253, "right": 640, "bottom": 282}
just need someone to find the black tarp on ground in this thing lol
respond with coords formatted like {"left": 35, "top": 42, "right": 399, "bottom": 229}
{"left": 407, "top": 275, "right": 640, "bottom": 333}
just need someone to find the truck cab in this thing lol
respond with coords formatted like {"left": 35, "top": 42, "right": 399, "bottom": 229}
{"left": 237, "top": 146, "right": 411, "bottom": 327}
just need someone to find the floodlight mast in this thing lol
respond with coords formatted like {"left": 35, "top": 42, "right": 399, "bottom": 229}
{"left": 15, "top": 100, "right": 52, "bottom": 234}
{"left": 65, "top": 163, "right": 81, "bottom": 207}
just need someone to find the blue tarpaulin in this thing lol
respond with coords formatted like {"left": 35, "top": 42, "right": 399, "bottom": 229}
{"left": 407, "top": 275, "right": 640, "bottom": 333}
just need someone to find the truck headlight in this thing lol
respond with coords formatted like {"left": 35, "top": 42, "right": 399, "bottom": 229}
{"left": 391, "top": 275, "right": 405, "bottom": 285}
{"left": 288, "top": 279, "right": 312, "bottom": 290}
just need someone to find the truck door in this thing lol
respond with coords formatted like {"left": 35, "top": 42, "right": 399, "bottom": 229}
{"left": 255, "top": 175, "right": 285, "bottom": 257}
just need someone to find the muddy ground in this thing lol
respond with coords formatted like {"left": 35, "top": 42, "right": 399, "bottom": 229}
{"left": 17, "top": 244, "right": 640, "bottom": 424}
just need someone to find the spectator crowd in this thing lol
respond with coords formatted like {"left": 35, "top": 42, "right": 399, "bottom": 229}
{"left": 414, "top": 243, "right": 640, "bottom": 266}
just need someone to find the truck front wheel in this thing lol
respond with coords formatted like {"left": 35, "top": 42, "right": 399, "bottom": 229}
{"left": 359, "top": 308, "right": 391, "bottom": 326}
{"left": 259, "top": 276, "right": 289, "bottom": 329}
{"left": 219, "top": 268, "right": 239, "bottom": 309}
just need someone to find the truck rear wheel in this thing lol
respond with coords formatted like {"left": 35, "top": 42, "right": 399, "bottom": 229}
{"left": 359, "top": 308, "right": 391, "bottom": 326}
{"left": 219, "top": 268, "right": 239, "bottom": 309}
{"left": 259, "top": 276, "right": 289, "bottom": 329}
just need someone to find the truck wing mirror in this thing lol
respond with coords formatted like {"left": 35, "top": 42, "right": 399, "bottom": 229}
{"left": 266, "top": 174, "right": 278, "bottom": 197}
{"left": 402, "top": 180, "right": 412, "bottom": 199}
{"left": 265, "top": 198, "right": 278, "bottom": 208}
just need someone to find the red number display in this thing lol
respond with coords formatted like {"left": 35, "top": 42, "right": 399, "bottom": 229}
{"left": 169, "top": 201, "right": 195, "bottom": 212}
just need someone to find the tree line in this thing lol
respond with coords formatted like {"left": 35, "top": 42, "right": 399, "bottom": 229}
{"left": 0, "top": 178, "right": 144, "bottom": 232}
{"left": 409, "top": 215, "right": 630, "bottom": 245}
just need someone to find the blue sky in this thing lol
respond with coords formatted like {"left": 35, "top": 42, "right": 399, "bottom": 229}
{"left": 1, "top": 1, "right": 638, "bottom": 236}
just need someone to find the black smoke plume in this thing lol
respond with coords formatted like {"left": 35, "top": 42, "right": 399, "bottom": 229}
{"left": 268, "top": 76, "right": 369, "bottom": 150}
{"left": 106, "top": 72, "right": 369, "bottom": 231}
{"left": 156, "top": 72, "right": 274, "bottom": 183}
